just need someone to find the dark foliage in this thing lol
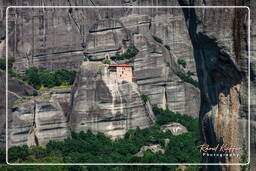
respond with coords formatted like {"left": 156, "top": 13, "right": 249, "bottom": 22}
{"left": 178, "top": 59, "right": 187, "bottom": 68}
{"left": 0, "top": 57, "right": 15, "bottom": 71}
{"left": 152, "top": 36, "right": 163, "bottom": 44}
{"left": 14, "top": 67, "right": 76, "bottom": 89}
{"left": 116, "top": 47, "right": 139, "bottom": 60}
{"left": 164, "top": 45, "right": 170, "bottom": 50}
{"left": 6, "top": 107, "right": 201, "bottom": 170}
{"left": 141, "top": 94, "right": 150, "bottom": 103}
{"left": 175, "top": 71, "right": 199, "bottom": 87}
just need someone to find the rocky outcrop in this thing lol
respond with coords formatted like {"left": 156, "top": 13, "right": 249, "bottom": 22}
{"left": 135, "top": 144, "right": 165, "bottom": 157}
{"left": 8, "top": 93, "right": 69, "bottom": 147}
{"left": 178, "top": 1, "right": 251, "bottom": 170}
{"left": 0, "top": 1, "right": 254, "bottom": 169}
{"left": 128, "top": 14, "right": 199, "bottom": 116}
{"left": 160, "top": 122, "right": 188, "bottom": 136}
{"left": 2, "top": 3, "right": 201, "bottom": 117}
{"left": 69, "top": 62, "right": 154, "bottom": 139}
{"left": 82, "top": 13, "right": 200, "bottom": 117}
{"left": 0, "top": 70, "right": 37, "bottom": 148}
{"left": 85, "top": 19, "right": 132, "bottom": 61}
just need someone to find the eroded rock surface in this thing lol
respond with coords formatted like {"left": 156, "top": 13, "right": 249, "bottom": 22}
{"left": 178, "top": 1, "right": 252, "bottom": 170}
{"left": 0, "top": 1, "right": 254, "bottom": 170}
{"left": 8, "top": 93, "right": 69, "bottom": 147}
{"left": 0, "top": 70, "right": 37, "bottom": 148}
{"left": 69, "top": 62, "right": 154, "bottom": 139}
{"left": 160, "top": 122, "right": 188, "bottom": 136}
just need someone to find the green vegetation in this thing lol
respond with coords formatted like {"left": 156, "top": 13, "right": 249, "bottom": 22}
{"left": 116, "top": 47, "right": 139, "bottom": 60}
{"left": 153, "top": 105, "right": 199, "bottom": 133}
{"left": 52, "top": 84, "right": 71, "bottom": 89}
{"left": 102, "top": 59, "right": 111, "bottom": 64}
{"left": 20, "top": 68, "right": 76, "bottom": 90}
{"left": 178, "top": 59, "right": 187, "bottom": 68}
{"left": 165, "top": 61, "right": 170, "bottom": 67}
{"left": 4, "top": 106, "right": 201, "bottom": 171}
{"left": 24, "top": 67, "right": 42, "bottom": 89}
{"left": 0, "top": 57, "right": 15, "bottom": 71}
{"left": 152, "top": 36, "right": 163, "bottom": 44}
{"left": 166, "top": 58, "right": 197, "bottom": 87}
{"left": 240, "top": 142, "right": 249, "bottom": 171}
{"left": 175, "top": 71, "right": 199, "bottom": 88}
{"left": 164, "top": 45, "right": 170, "bottom": 50}
{"left": 141, "top": 94, "right": 150, "bottom": 103}
{"left": 83, "top": 55, "right": 88, "bottom": 62}
{"left": 13, "top": 97, "right": 30, "bottom": 105}
{"left": 1, "top": 57, "right": 76, "bottom": 90}
{"left": 42, "top": 94, "right": 52, "bottom": 100}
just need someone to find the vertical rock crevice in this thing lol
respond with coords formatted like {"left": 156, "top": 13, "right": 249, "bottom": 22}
{"left": 178, "top": 2, "right": 249, "bottom": 170}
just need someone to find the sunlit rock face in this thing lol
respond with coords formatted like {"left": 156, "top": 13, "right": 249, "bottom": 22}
{"left": 0, "top": 70, "right": 38, "bottom": 148}
{"left": 120, "top": 14, "right": 200, "bottom": 117}
{"left": 177, "top": 1, "right": 252, "bottom": 170}
{"left": 0, "top": 1, "right": 254, "bottom": 170}
{"left": 69, "top": 62, "right": 154, "bottom": 139}
{"left": 85, "top": 19, "right": 132, "bottom": 61}
{"left": 84, "top": 13, "right": 200, "bottom": 117}
{"left": 1, "top": 1, "right": 201, "bottom": 118}
{"left": 8, "top": 94, "right": 69, "bottom": 147}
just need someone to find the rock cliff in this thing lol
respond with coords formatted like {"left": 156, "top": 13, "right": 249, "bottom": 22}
{"left": 8, "top": 91, "right": 69, "bottom": 147}
{"left": 2, "top": 3, "right": 201, "bottom": 117}
{"left": 178, "top": 0, "right": 252, "bottom": 170}
{"left": 69, "top": 62, "right": 154, "bottom": 139}
{"left": 0, "top": 69, "right": 37, "bottom": 148}
{"left": 0, "top": 0, "right": 254, "bottom": 170}
{"left": 83, "top": 13, "right": 200, "bottom": 116}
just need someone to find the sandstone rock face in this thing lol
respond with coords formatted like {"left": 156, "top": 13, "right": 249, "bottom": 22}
{"left": 248, "top": 1, "right": 256, "bottom": 170}
{"left": 0, "top": 70, "right": 37, "bottom": 148}
{"left": 51, "top": 88, "right": 72, "bottom": 117}
{"left": 120, "top": 14, "right": 200, "bottom": 117}
{"left": 160, "top": 122, "right": 188, "bottom": 136}
{"left": 2, "top": 3, "right": 201, "bottom": 117}
{"left": 0, "top": 2, "right": 201, "bottom": 151}
{"left": 8, "top": 93, "right": 69, "bottom": 147}
{"left": 178, "top": 1, "right": 252, "bottom": 170}
{"left": 0, "top": 1, "right": 254, "bottom": 169}
{"left": 5, "top": 6, "right": 202, "bottom": 146}
{"left": 69, "top": 62, "right": 154, "bottom": 139}
{"left": 85, "top": 19, "right": 132, "bottom": 61}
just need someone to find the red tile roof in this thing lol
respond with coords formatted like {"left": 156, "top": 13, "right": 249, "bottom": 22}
{"left": 109, "top": 64, "right": 132, "bottom": 67}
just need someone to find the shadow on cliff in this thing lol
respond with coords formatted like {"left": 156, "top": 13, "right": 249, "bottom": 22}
{"left": 178, "top": 2, "right": 246, "bottom": 170}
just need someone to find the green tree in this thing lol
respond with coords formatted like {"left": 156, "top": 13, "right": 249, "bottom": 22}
{"left": 178, "top": 59, "right": 187, "bottom": 68}
{"left": 0, "top": 57, "right": 15, "bottom": 70}
{"left": 38, "top": 71, "right": 56, "bottom": 88}
{"left": 24, "top": 67, "right": 41, "bottom": 89}
{"left": 54, "top": 69, "right": 76, "bottom": 86}
{"left": 8, "top": 145, "right": 29, "bottom": 162}
{"left": 102, "top": 59, "right": 111, "bottom": 64}
{"left": 116, "top": 47, "right": 139, "bottom": 60}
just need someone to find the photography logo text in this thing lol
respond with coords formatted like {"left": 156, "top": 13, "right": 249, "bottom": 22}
{"left": 199, "top": 144, "right": 242, "bottom": 158}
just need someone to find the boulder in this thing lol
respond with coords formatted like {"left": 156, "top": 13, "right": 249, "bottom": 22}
{"left": 135, "top": 144, "right": 165, "bottom": 157}
{"left": 160, "top": 122, "right": 188, "bottom": 136}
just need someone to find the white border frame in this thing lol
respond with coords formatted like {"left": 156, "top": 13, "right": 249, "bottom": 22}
{"left": 5, "top": 6, "right": 250, "bottom": 166}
